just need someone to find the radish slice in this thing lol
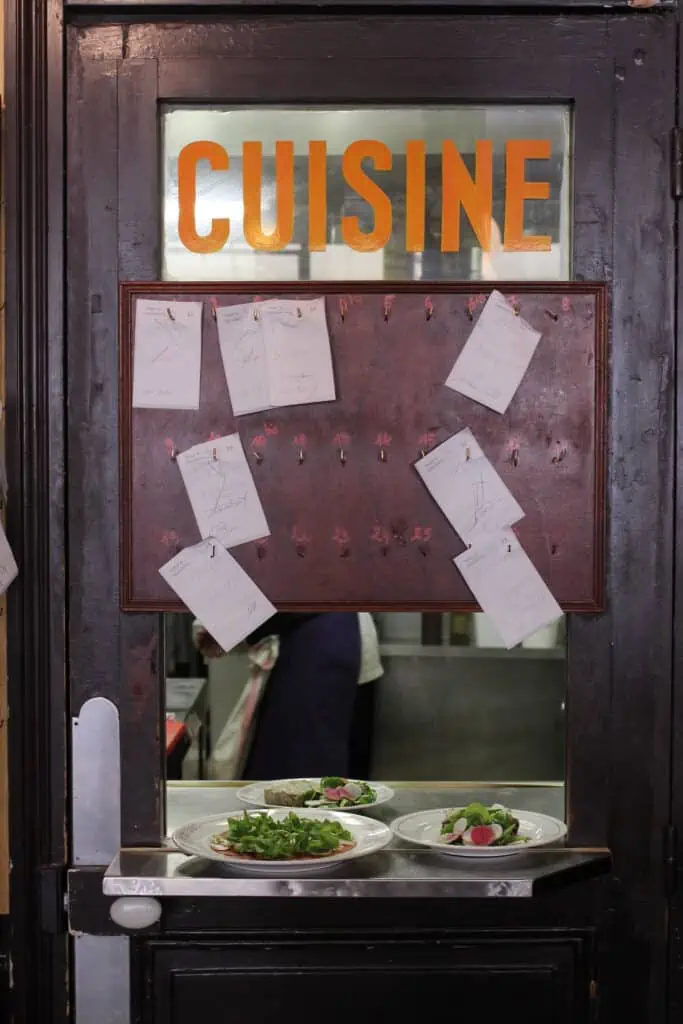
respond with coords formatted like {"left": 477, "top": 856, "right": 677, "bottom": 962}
{"left": 463, "top": 823, "right": 504, "bottom": 847}
{"left": 341, "top": 782, "right": 363, "bottom": 800}
{"left": 441, "top": 817, "right": 468, "bottom": 844}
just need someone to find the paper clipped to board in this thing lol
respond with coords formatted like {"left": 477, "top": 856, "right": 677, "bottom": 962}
{"left": 414, "top": 428, "right": 523, "bottom": 545}
{"left": 0, "top": 522, "right": 18, "bottom": 596}
{"left": 445, "top": 290, "right": 542, "bottom": 414}
{"left": 159, "top": 539, "right": 275, "bottom": 653}
{"left": 132, "top": 299, "right": 203, "bottom": 410}
{"left": 454, "top": 530, "right": 562, "bottom": 649}
{"left": 177, "top": 434, "right": 270, "bottom": 550}
{"left": 216, "top": 297, "right": 336, "bottom": 416}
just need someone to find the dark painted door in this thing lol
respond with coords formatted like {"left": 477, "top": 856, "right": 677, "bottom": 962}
{"left": 65, "top": 12, "right": 676, "bottom": 1024}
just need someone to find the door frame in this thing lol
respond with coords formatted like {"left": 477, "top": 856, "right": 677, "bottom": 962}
{"left": 3, "top": 0, "right": 69, "bottom": 1022}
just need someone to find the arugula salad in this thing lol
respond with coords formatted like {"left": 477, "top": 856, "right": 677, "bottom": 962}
{"left": 210, "top": 812, "right": 356, "bottom": 860}
{"left": 264, "top": 777, "right": 378, "bottom": 809}
{"left": 440, "top": 802, "right": 529, "bottom": 848}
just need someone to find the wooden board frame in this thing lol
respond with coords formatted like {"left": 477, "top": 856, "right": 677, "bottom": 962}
{"left": 120, "top": 279, "right": 607, "bottom": 613}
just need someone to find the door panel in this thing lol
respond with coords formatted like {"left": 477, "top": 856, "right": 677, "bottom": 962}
{"left": 136, "top": 936, "right": 591, "bottom": 1024}
{"left": 109, "top": 17, "right": 619, "bottom": 843}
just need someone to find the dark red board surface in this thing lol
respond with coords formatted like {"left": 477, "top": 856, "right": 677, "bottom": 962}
{"left": 120, "top": 282, "right": 607, "bottom": 612}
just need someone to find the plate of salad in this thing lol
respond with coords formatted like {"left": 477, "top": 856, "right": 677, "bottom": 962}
{"left": 390, "top": 802, "right": 567, "bottom": 858}
{"left": 172, "top": 807, "right": 393, "bottom": 874}
{"left": 237, "top": 777, "right": 394, "bottom": 813}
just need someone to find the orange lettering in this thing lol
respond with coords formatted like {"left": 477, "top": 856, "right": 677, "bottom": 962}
{"left": 504, "top": 140, "right": 552, "bottom": 252}
{"left": 243, "top": 141, "right": 294, "bottom": 251}
{"left": 177, "top": 141, "right": 230, "bottom": 255}
{"left": 441, "top": 140, "right": 492, "bottom": 253}
{"left": 308, "top": 141, "right": 327, "bottom": 251}
{"left": 405, "top": 140, "right": 426, "bottom": 253}
{"left": 341, "top": 141, "right": 392, "bottom": 252}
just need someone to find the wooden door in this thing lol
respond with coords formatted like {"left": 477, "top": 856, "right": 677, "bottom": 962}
{"left": 64, "top": 11, "right": 676, "bottom": 1024}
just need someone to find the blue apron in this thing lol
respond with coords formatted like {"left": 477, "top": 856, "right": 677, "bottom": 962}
{"left": 243, "top": 613, "right": 361, "bottom": 779}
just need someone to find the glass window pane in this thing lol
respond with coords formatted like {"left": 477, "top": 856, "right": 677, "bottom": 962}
{"left": 162, "top": 105, "right": 571, "bottom": 283}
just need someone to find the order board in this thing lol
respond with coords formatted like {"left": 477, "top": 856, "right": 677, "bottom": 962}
{"left": 119, "top": 281, "right": 607, "bottom": 612}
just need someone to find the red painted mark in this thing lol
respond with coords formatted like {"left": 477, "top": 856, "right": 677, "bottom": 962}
{"left": 292, "top": 433, "right": 308, "bottom": 449}
{"left": 383, "top": 294, "right": 395, "bottom": 319}
{"left": 561, "top": 296, "right": 570, "bottom": 312}
{"left": 508, "top": 294, "right": 519, "bottom": 312}
{"left": 164, "top": 437, "right": 176, "bottom": 456}
{"left": 371, "top": 525, "right": 391, "bottom": 545}
{"left": 208, "top": 431, "right": 220, "bottom": 441}
{"left": 332, "top": 527, "right": 350, "bottom": 547}
{"left": 160, "top": 529, "right": 180, "bottom": 548}
{"left": 210, "top": 296, "right": 219, "bottom": 313}
{"left": 425, "top": 296, "right": 434, "bottom": 318}
{"left": 374, "top": 432, "right": 392, "bottom": 448}
{"left": 291, "top": 526, "right": 311, "bottom": 546}
{"left": 251, "top": 434, "right": 267, "bottom": 449}
{"left": 333, "top": 431, "right": 351, "bottom": 448}
{"left": 418, "top": 432, "right": 437, "bottom": 449}
{"left": 264, "top": 423, "right": 279, "bottom": 437}
{"left": 411, "top": 527, "right": 433, "bottom": 543}
{"left": 468, "top": 294, "right": 485, "bottom": 314}
{"left": 253, "top": 295, "right": 263, "bottom": 304}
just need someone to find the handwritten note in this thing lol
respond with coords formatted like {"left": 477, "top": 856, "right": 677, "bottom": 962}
{"left": 414, "top": 428, "right": 523, "bottom": 545}
{"left": 445, "top": 290, "right": 541, "bottom": 414}
{"left": 159, "top": 539, "right": 275, "bottom": 652}
{"left": 177, "top": 434, "right": 270, "bottom": 550}
{"left": 454, "top": 530, "right": 562, "bottom": 649}
{"left": 216, "top": 297, "right": 336, "bottom": 415}
{"left": 0, "top": 522, "right": 18, "bottom": 596}
{"left": 132, "top": 299, "right": 203, "bottom": 410}
{"left": 215, "top": 304, "right": 269, "bottom": 416}
{"left": 264, "top": 298, "right": 336, "bottom": 408}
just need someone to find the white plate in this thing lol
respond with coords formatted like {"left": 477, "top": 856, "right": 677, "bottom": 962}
{"left": 391, "top": 807, "right": 567, "bottom": 859}
{"left": 172, "top": 808, "right": 393, "bottom": 875}
{"left": 237, "top": 778, "right": 395, "bottom": 813}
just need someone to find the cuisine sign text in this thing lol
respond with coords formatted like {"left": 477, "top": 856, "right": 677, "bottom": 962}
{"left": 177, "top": 138, "right": 553, "bottom": 256}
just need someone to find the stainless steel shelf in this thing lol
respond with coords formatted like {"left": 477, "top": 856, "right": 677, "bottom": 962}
{"left": 103, "top": 847, "right": 609, "bottom": 899}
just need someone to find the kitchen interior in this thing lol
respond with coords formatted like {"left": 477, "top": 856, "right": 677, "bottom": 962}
{"left": 164, "top": 611, "right": 566, "bottom": 791}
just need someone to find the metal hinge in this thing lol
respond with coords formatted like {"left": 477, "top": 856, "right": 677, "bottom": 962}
{"left": 39, "top": 865, "right": 67, "bottom": 935}
{"left": 664, "top": 825, "right": 678, "bottom": 897}
{"left": 671, "top": 128, "right": 683, "bottom": 198}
